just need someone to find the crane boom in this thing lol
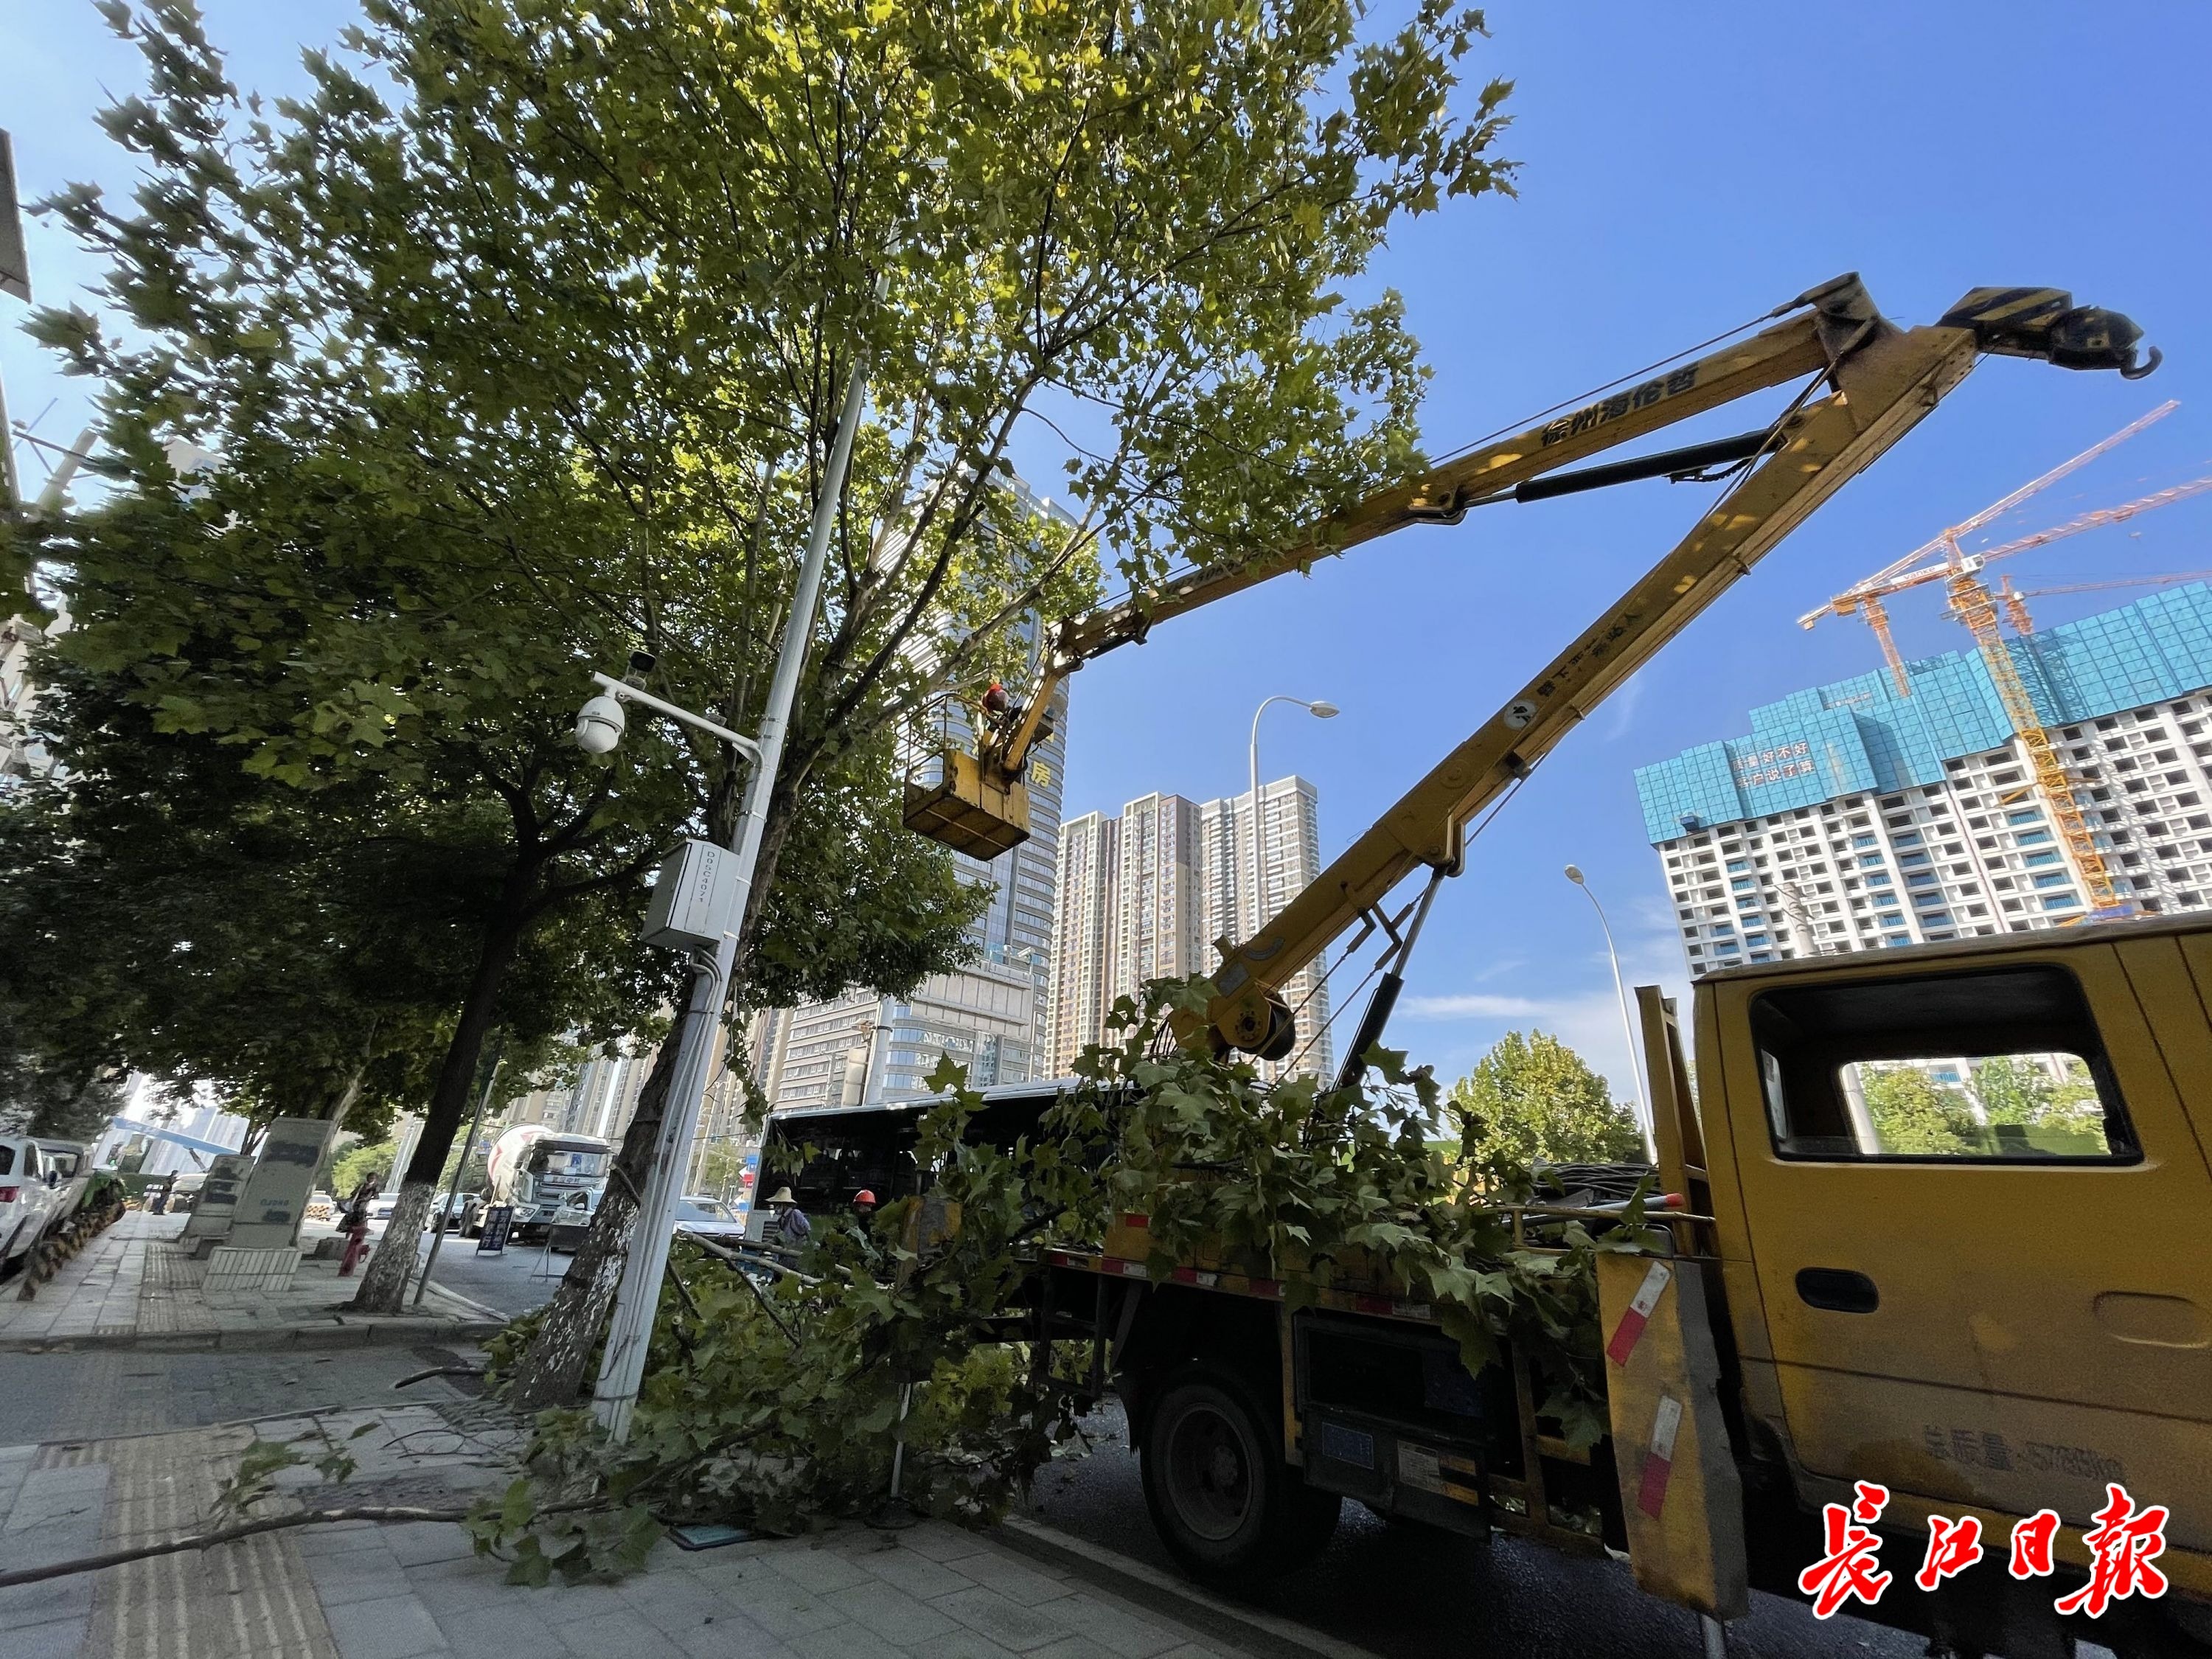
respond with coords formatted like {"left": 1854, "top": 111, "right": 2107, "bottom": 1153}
{"left": 1964, "top": 474, "right": 2212, "bottom": 567}
{"left": 899, "top": 276, "right": 2157, "bottom": 1060}
{"left": 2009, "top": 570, "right": 2212, "bottom": 605}
{"left": 917, "top": 273, "right": 1882, "bottom": 857}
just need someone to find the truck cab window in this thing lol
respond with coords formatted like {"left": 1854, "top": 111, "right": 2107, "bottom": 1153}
{"left": 1749, "top": 965, "right": 2138, "bottom": 1163}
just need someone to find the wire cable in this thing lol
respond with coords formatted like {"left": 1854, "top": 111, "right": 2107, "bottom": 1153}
{"left": 1424, "top": 302, "right": 1801, "bottom": 470}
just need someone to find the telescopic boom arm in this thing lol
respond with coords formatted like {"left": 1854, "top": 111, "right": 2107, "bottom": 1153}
{"left": 904, "top": 278, "right": 2156, "bottom": 1061}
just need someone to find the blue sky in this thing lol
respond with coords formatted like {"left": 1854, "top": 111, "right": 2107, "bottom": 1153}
{"left": 8, "top": 1, "right": 2212, "bottom": 1099}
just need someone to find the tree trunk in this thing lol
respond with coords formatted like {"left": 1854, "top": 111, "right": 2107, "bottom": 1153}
{"left": 503, "top": 769, "right": 804, "bottom": 1408}
{"left": 504, "top": 1021, "right": 683, "bottom": 1410}
{"left": 351, "top": 886, "right": 530, "bottom": 1313}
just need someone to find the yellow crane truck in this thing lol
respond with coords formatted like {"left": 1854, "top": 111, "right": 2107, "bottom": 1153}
{"left": 1029, "top": 914, "right": 2212, "bottom": 1659}
{"left": 901, "top": 276, "right": 2201, "bottom": 1655}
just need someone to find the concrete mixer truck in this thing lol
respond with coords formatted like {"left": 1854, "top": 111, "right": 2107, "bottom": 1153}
{"left": 484, "top": 1124, "right": 613, "bottom": 1242}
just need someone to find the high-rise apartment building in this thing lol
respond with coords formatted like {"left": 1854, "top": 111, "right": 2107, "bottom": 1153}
{"left": 1634, "top": 585, "right": 2212, "bottom": 973}
{"left": 1113, "top": 792, "right": 1204, "bottom": 992}
{"left": 1046, "top": 811, "right": 1120, "bottom": 1073}
{"left": 1047, "top": 776, "right": 1332, "bottom": 1082}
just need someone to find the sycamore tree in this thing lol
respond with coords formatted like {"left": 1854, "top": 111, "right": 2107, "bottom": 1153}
{"left": 15, "top": 0, "right": 1512, "bottom": 1336}
{"left": 481, "top": 0, "right": 1512, "bottom": 1408}
{"left": 0, "top": 669, "right": 501, "bottom": 1152}
{"left": 1448, "top": 1031, "right": 1644, "bottom": 1176}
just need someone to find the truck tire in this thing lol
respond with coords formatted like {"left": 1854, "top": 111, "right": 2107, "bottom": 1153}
{"left": 1141, "top": 1363, "right": 1340, "bottom": 1581}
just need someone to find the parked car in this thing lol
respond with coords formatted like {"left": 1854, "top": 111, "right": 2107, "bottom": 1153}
{"left": 430, "top": 1191, "right": 484, "bottom": 1234}
{"left": 0, "top": 1137, "right": 63, "bottom": 1270}
{"left": 675, "top": 1195, "right": 748, "bottom": 1242}
{"left": 366, "top": 1191, "right": 400, "bottom": 1225}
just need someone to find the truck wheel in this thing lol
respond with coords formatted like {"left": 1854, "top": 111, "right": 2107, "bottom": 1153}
{"left": 1141, "top": 1364, "right": 1340, "bottom": 1581}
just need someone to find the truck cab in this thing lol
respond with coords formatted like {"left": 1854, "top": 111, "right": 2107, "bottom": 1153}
{"left": 1678, "top": 912, "right": 2212, "bottom": 1650}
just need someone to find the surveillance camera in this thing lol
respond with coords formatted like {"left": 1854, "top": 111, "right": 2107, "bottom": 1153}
{"left": 575, "top": 692, "right": 627, "bottom": 754}
{"left": 628, "top": 650, "right": 658, "bottom": 678}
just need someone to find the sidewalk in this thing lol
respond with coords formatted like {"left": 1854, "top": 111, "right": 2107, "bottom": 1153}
{"left": 0, "top": 1401, "right": 1294, "bottom": 1659}
{"left": 0, "top": 1212, "right": 509, "bottom": 1353}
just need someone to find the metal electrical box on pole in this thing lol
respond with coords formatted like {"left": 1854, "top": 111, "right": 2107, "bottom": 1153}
{"left": 640, "top": 841, "right": 740, "bottom": 953}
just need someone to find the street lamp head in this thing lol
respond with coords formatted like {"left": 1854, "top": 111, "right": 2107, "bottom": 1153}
{"left": 1307, "top": 700, "right": 1340, "bottom": 719}
{"left": 575, "top": 692, "right": 627, "bottom": 754}
{"left": 1563, "top": 863, "right": 1586, "bottom": 885}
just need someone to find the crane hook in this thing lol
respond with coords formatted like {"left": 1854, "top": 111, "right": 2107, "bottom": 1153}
{"left": 2121, "top": 345, "right": 2165, "bottom": 381}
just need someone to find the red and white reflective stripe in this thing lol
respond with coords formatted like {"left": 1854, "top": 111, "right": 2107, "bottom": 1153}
{"left": 1118, "top": 1259, "right": 1149, "bottom": 1279}
{"left": 1638, "top": 1394, "right": 1683, "bottom": 1518}
{"left": 1606, "top": 1261, "right": 1674, "bottom": 1365}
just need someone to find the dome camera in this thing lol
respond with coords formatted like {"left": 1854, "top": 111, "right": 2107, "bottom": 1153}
{"left": 575, "top": 692, "right": 627, "bottom": 754}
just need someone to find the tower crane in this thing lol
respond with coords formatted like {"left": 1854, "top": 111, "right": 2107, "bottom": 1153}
{"left": 1797, "top": 400, "right": 2182, "bottom": 694}
{"left": 903, "top": 276, "right": 2156, "bottom": 1065}
{"left": 1804, "top": 411, "right": 2211, "bottom": 919}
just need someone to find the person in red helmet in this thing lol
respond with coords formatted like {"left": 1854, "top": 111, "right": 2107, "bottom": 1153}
{"left": 852, "top": 1189, "right": 878, "bottom": 1223}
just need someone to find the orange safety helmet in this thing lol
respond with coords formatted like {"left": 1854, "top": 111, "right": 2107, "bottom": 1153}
{"left": 853, "top": 1189, "right": 878, "bottom": 1206}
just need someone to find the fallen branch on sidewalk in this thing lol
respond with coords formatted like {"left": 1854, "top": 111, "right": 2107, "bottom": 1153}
{"left": 0, "top": 1504, "right": 474, "bottom": 1590}
{"left": 394, "top": 1363, "right": 486, "bottom": 1388}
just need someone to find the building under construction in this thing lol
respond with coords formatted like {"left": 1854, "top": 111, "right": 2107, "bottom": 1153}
{"left": 1635, "top": 583, "right": 2212, "bottom": 972}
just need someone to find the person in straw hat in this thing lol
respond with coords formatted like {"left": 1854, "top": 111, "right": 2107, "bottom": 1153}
{"left": 765, "top": 1185, "right": 811, "bottom": 1250}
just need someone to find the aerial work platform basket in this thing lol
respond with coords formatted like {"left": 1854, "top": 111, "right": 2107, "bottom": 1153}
{"left": 902, "top": 748, "right": 1032, "bottom": 861}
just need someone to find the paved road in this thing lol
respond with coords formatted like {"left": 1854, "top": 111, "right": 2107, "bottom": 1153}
{"left": 408, "top": 1225, "right": 571, "bottom": 1318}
{"left": 348, "top": 1218, "right": 569, "bottom": 1318}
{"left": 1022, "top": 1401, "right": 2051, "bottom": 1659}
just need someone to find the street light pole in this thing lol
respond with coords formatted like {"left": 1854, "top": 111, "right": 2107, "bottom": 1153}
{"left": 1563, "top": 865, "right": 1656, "bottom": 1161}
{"left": 589, "top": 332, "right": 874, "bottom": 1441}
{"left": 1246, "top": 695, "right": 1338, "bottom": 967}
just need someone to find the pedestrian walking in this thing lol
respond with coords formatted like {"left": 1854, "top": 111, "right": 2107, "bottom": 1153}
{"left": 338, "top": 1174, "right": 380, "bottom": 1276}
